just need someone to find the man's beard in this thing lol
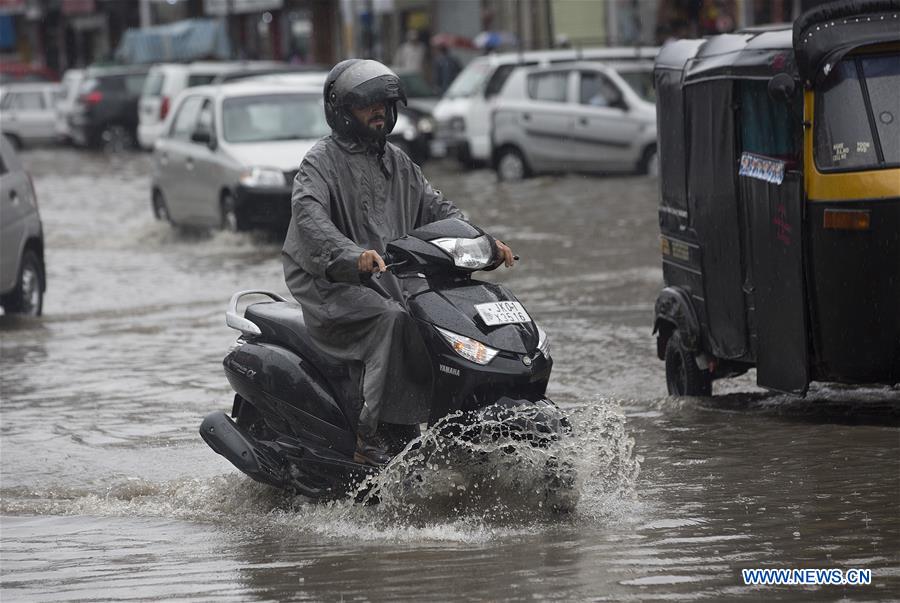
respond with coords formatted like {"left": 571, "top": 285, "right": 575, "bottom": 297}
{"left": 358, "top": 113, "right": 387, "bottom": 139}
{"left": 368, "top": 115, "right": 385, "bottom": 132}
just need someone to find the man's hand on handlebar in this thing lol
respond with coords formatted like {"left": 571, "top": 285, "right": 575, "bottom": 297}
{"left": 358, "top": 250, "right": 386, "bottom": 274}
{"left": 495, "top": 240, "right": 516, "bottom": 268}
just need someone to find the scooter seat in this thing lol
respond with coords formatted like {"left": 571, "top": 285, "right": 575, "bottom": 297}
{"left": 244, "top": 301, "right": 348, "bottom": 376}
{"left": 243, "top": 301, "right": 364, "bottom": 432}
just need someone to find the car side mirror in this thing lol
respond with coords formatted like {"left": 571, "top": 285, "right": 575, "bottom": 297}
{"left": 767, "top": 73, "right": 796, "bottom": 104}
{"left": 191, "top": 129, "right": 217, "bottom": 150}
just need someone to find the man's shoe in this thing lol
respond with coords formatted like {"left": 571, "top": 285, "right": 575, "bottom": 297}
{"left": 354, "top": 432, "right": 393, "bottom": 467}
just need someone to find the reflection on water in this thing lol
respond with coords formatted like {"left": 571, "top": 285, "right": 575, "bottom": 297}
{"left": 1, "top": 149, "right": 898, "bottom": 601}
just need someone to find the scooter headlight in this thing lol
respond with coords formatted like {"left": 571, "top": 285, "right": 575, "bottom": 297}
{"left": 435, "top": 326, "right": 499, "bottom": 365}
{"left": 536, "top": 324, "right": 550, "bottom": 357}
{"left": 431, "top": 235, "right": 494, "bottom": 270}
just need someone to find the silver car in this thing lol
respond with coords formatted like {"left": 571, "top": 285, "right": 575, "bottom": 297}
{"left": 491, "top": 61, "right": 657, "bottom": 180}
{"left": 0, "top": 136, "right": 45, "bottom": 315}
{"left": 151, "top": 79, "right": 330, "bottom": 231}
{"left": 0, "top": 83, "right": 62, "bottom": 148}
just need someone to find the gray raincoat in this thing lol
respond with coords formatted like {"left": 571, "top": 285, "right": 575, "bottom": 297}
{"left": 282, "top": 133, "right": 462, "bottom": 435}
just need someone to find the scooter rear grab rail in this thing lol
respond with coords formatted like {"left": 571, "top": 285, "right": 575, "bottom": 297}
{"left": 225, "top": 289, "right": 288, "bottom": 336}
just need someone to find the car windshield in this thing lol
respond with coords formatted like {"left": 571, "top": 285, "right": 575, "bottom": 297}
{"left": 444, "top": 61, "right": 492, "bottom": 98}
{"left": 815, "top": 52, "right": 899, "bottom": 170}
{"left": 618, "top": 70, "right": 655, "bottom": 102}
{"left": 222, "top": 93, "right": 330, "bottom": 143}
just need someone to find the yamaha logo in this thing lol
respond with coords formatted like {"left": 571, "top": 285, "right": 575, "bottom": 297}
{"left": 439, "top": 364, "right": 460, "bottom": 377}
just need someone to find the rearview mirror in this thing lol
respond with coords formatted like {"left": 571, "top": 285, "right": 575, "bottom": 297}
{"left": 191, "top": 129, "right": 217, "bottom": 150}
{"left": 767, "top": 73, "right": 796, "bottom": 103}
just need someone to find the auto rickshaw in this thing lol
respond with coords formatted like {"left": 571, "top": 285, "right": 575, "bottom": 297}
{"left": 652, "top": 0, "right": 899, "bottom": 396}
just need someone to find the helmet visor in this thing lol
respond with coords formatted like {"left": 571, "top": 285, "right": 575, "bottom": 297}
{"left": 333, "top": 60, "right": 406, "bottom": 109}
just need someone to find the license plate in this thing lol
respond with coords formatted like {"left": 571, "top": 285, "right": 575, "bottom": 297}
{"left": 475, "top": 301, "right": 530, "bottom": 326}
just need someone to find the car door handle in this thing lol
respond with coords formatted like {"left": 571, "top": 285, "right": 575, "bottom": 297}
{"left": 522, "top": 113, "right": 531, "bottom": 121}
{"left": 578, "top": 117, "right": 589, "bottom": 126}
{"left": 9, "top": 190, "right": 19, "bottom": 205}
{"left": 186, "top": 157, "right": 194, "bottom": 170}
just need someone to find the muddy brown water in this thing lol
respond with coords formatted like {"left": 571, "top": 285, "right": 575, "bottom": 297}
{"left": 1, "top": 148, "right": 898, "bottom": 601}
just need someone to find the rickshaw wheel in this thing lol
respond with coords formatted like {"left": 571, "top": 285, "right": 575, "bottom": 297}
{"left": 665, "top": 331, "right": 712, "bottom": 396}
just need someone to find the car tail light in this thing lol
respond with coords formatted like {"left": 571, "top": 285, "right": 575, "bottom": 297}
{"left": 823, "top": 209, "right": 870, "bottom": 231}
{"left": 80, "top": 91, "right": 103, "bottom": 105}
{"left": 159, "top": 96, "right": 170, "bottom": 120}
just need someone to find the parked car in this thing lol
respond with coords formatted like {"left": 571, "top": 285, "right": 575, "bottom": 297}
{"left": 390, "top": 104, "right": 435, "bottom": 164}
{"left": 432, "top": 46, "right": 658, "bottom": 166}
{"left": 151, "top": 80, "right": 329, "bottom": 231}
{"left": 0, "top": 136, "right": 45, "bottom": 316}
{"left": 0, "top": 83, "right": 63, "bottom": 148}
{"left": 68, "top": 65, "right": 150, "bottom": 151}
{"left": 491, "top": 61, "right": 657, "bottom": 180}
{"left": 54, "top": 69, "right": 85, "bottom": 143}
{"left": 138, "top": 61, "right": 285, "bottom": 150}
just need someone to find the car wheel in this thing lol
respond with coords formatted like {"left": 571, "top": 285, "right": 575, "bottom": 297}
{"left": 496, "top": 147, "right": 528, "bottom": 182}
{"left": 152, "top": 189, "right": 174, "bottom": 225}
{"left": 664, "top": 331, "right": 711, "bottom": 396}
{"left": 3, "top": 250, "right": 43, "bottom": 316}
{"left": 220, "top": 192, "right": 244, "bottom": 232}
{"left": 639, "top": 145, "right": 658, "bottom": 176}
{"left": 101, "top": 125, "right": 134, "bottom": 153}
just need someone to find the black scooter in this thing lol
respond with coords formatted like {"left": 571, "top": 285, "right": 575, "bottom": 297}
{"left": 200, "top": 218, "right": 567, "bottom": 501}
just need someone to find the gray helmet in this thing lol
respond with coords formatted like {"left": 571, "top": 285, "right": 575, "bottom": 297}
{"left": 324, "top": 59, "right": 407, "bottom": 137}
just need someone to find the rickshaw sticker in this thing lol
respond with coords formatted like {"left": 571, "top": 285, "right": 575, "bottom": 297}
{"left": 832, "top": 143, "right": 849, "bottom": 162}
{"left": 672, "top": 240, "right": 691, "bottom": 262}
{"left": 739, "top": 152, "right": 785, "bottom": 185}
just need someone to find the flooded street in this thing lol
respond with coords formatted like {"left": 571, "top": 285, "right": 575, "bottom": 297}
{"left": 2, "top": 148, "right": 899, "bottom": 601}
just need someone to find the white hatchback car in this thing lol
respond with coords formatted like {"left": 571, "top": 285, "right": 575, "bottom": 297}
{"left": 0, "top": 83, "right": 62, "bottom": 148}
{"left": 138, "top": 62, "right": 281, "bottom": 150}
{"left": 432, "top": 46, "right": 658, "bottom": 165}
{"left": 491, "top": 61, "right": 658, "bottom": 180}
{"left": 151, "top": 79, "right": 329, "bottom": 231}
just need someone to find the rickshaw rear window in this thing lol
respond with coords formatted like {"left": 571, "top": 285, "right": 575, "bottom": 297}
{"left": 740, "top": 81, "right": 800, "bottom": 159}
{"left": 815, "top": 54, "right": 899, "bottom": 171}
{"left": 860, "top": 55, "right": 899, "bottom": 165}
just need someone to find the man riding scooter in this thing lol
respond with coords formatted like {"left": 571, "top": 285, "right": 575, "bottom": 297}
{"left": 282, "top": 59, "right": 515, "bottom": 466}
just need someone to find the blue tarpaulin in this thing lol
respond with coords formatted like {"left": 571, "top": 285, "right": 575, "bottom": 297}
{"left": 115, "top": 19, "right": 232, "bottom": 64}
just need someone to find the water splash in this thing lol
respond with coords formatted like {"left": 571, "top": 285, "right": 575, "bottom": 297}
{"left": 1, "top": 400, "right": 640, "bottom": 542}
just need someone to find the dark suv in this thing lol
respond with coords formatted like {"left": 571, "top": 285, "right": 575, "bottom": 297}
{"left": 69, "top": 65, "right": 149, "bottom": 151}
